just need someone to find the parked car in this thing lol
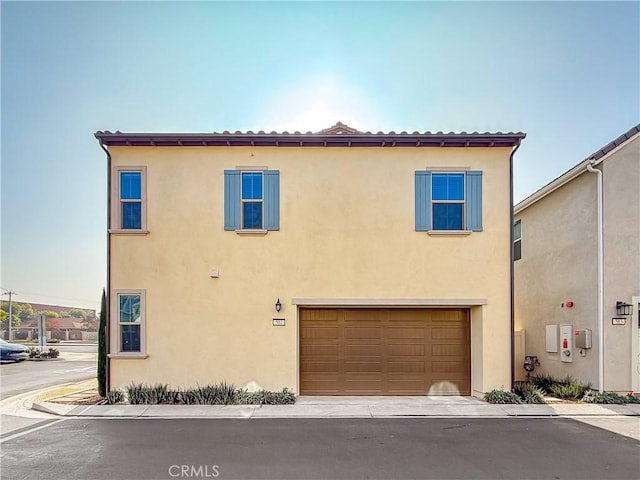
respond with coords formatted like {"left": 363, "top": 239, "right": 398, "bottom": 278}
{"left": 0, "top": 339, "right": 29, "bottom": 362}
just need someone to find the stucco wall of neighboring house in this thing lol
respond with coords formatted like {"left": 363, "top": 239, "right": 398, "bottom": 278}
{"left": 514, "top": 172, "right": 599, "bottom": 386}
{"left": 515, "top": 133, "right": 640, "bottom": 392}
{"left": 602, "top": 136, "right": 640, "bottom": 391}
{"left": 109, "top": 146, "right": 514, "bottom": 395}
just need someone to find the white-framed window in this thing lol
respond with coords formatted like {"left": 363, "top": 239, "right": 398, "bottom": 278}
{"left": 112, "top": 166, "right": 147, "bottom": 232}
{"left": 110, "top": 289, "right": 146, "bottom": 357}
{"left": 241, "top": 171, "right": 263, "bottom": 229}
{"left": 432, "top": 173, "right": 465, "bottom": 230}
{"left": 224, "top": 169, "right": 280, "bottom": 231}
{"left": 415, "top": 170, "right": 483, "bottom": 232}
{"left": 514, "top": 220, "right": 522, "bottom": 261}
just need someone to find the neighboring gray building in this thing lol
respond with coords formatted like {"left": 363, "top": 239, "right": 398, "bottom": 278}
{"left": 514, "top": 124, "right": 640, "bottom": 393}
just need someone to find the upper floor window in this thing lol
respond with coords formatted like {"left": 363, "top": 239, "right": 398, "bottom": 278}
{"left": 112, "top": 166, "right": 147, "bottom": 232}
{"left": 432, "top": 173, "right": 465, "bottom": 230}
{"left": 224, "top": 169, "right": 280, "bottom": 232}
{"left": 241, "top": 172, "right": 263, "bottom": 229}
{"left": 415, "top": 170, "right": 483, "bottom": 232}
{"left": 514, "top": 220, "right": 522, "bottom": 260}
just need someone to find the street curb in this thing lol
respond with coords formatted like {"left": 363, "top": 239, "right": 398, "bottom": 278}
{"left": 30, "top": 400, "right": 640, "bottom": 419}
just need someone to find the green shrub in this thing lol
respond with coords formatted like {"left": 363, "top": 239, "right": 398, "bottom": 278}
{"left": 626, "top": 393, "right": 640, "bottom": 404}
{"left": 236, "top": 388, "right": 296, "bottom": 405}
{"left": 123, "top": 382, "right": 296, "bottom": 405}
{"left": 126, "top": 383, "right": 148, "bottom": 404}
{"left": 484, "top": 389, "right": 522, "bottom": 404}
{"left": 47, "top": 338, "right": 60, "bottom": 344}
{"left": 582, "top": 390, "right": 628, "bottom": 404}
{"left": 105, "top": 390, "right": 123, "bottom": 405}
{"left": 529, "top": 373, "right": 557, "bottom": 394}
{"left": 146, "top": 384, "right": 171, "bottom": 404}
{"left": 190, "top": 384, "right": 232, "bottom": 405}
{"left": 549, "top": 383, "right": 589, "bottom": 400}
{"left": 512, "top": 381, "right": 545, "bottom": 404}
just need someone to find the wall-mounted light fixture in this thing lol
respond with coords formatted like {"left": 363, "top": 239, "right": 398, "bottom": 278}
{"left": 275, "top": 298, "right": 282, "bottom": 312}
{"left": 615, "top": 301, "right": 632, "bottom": 316}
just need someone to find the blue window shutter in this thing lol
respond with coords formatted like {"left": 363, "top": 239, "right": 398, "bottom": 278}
{"left": 224, "top": 170, "right": 240, "bottom": 230}
{"left": 415, "top": 171, "right": 432, "bottom": 231}
{"left": 264, "top": 170, "right": 280, "bottom": 231}
{"left": 466, "top": 171, "right": 483, "bottom": 231}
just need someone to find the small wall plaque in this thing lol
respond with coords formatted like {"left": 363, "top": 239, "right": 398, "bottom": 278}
{"left": 272, "top": 318, "right": 286, "bottom": 326}
{"left": 612, "top": 317, "right": 626, "bottom": 325}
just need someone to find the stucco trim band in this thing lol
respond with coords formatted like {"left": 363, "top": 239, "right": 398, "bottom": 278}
{"left": 291, "top": 298, "right": 488, "bottom": 307}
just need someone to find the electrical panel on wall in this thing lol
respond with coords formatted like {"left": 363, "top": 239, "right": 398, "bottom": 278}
{"left": 575, "top": 329, "right": 592, "bottom": 349}
{"left": 560, "top": 324, "right": 573, "bottom": 362}
{"left": 545, "top": 325, "right": 559, "bottom": 353}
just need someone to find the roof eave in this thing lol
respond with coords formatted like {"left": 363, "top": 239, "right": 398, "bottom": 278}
{"left": 515, "top": 124, "right": 640, "bottom": 214}
{"left": 94, "top": 131, "right": 526, "bottom": 148}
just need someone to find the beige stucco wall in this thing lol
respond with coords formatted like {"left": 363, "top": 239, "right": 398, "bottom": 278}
{"left": 515, "top": 134, "right": 640, "bottom": 391}
{"left": 108, "top": 145, "right": 514, "bottom": 395}
{"left": 603, "top": 136, "right": 640, "bottom": 391}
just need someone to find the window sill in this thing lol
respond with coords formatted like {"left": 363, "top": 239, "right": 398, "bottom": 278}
{"left": 109, "top": 229, "right": 150, "bottom": 235}
{"left": 235, "top": 229, "right": 268, "bottom": 236}
{"left": 427, "top": 230, "right": 473, "bottom": 236}
{"left": 108, "top": 353, "right": 148, "bottom": 359}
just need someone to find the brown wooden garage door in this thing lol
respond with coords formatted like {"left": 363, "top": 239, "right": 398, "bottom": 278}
{"left": 300, "top": 308, "right": 470, "bottom": 395}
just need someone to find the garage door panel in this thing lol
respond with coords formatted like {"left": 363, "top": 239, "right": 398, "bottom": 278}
{"left": 344, "top": 361, "right": 383, "bottom": 373}
{"left": 301, "top": 344, "right": 339, "bottom": 356}
{"left": 300, "top": 308, "right": 470, "bottom": 395}
{"left": 432, "top": 361, "right": 467, "bottom": 373}
{"left": 343, "top": 344, "right": 383, "bottom": 356}
{"left": 387, "top": 343, "right": 426, "bottom": 356}
{"left": 387, "top": 327, "right": 425, "bottom": 339}
{"left": 388, "top": 361, "right": 425, "bottom": 373}
{"left": 431, "top": 327, "right": 465, "bottom": 340}
{"left": 302, "top": 361, "right": 339, "bottom": 373}
{"left": 344, "top": 327, "right": 381, "bottom": 340}
{"left": 302, "top": 327, "right": 339, "bottom": 340}
{"left": 432, "top": 344, "right": 466, "bottom": 357}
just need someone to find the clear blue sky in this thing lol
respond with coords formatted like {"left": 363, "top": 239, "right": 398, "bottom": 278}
{"left": 2, "top": 1, "right": 638, "bottom": 311}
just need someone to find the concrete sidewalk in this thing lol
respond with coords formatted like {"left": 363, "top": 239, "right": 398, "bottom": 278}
{"left": 28, "top": 385, "right": 640, "bottom": 419}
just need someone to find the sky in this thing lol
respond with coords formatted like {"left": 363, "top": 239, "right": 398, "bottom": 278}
{"left": 1, "top": 1, "right": 639, "bottom": 311}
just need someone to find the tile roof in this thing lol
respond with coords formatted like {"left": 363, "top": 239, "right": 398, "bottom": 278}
{"left": 95, "top": 122, "right": 526, "bottom": 148}
{"left": 515, "top": 122, "right": 640, "bottom": 213}
{"left": 587, "top": 123, "right": 640, "bottom": 161}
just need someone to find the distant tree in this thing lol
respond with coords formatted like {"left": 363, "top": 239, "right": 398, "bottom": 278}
{"left": 0, "top": 305, "right": 21, "bottom": 330}
{"left": 46, "top": 318, "right": 62, "bottom": 330}
{"left": 68, "top": 309, "right": 89, "bottom": 320}
{"left": 36, "top": 310, "right": 60, "bottom": 318}
{"left": 18, "top": 303, "right": 34, "bottom": 321}
{"left": 98, "top": 289, "right": 107, "bottom": 397}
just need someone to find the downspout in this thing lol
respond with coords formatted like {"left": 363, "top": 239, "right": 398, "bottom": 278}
{"left": 510, "top": 139, "right": 522, "bottom": 389}
{"left": 586, "top": 161, "right": 604, "bottom": 392}
{"left": 98, "top": 139, "right": 111, "bottom": 393}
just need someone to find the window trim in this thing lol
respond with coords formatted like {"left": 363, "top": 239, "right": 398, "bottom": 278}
{"left": 240, "top": 171, "right": 264, "bottom": 230}
{"left": 514, "top": 220, "right": 522, "bottom": 261}
{"left": 111, "top": 166, "right": 147, "bottom": 233}
{"left": 109, "top": 289, "right": 147, "bottom": 358}
{"left": 431, "top": 172, "right": 466, "bottom": 231}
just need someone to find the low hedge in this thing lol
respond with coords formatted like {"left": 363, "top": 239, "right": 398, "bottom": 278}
{"left": 106, "top": 382, "right": 296, "bottom": 405}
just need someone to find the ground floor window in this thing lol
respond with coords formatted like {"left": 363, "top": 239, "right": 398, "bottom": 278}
{"left": 111, "top": 289, "right": 146, "bottom": 356}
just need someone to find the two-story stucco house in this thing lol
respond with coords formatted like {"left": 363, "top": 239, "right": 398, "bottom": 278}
{"left": 95, "top": 123, "right": 525, "bottom": 397}
{"left": 514, "top": 124, "right": 640, "bottom": 393}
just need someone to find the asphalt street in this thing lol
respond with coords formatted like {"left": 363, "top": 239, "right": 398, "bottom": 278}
{"left": 1, "top": 418, "right": 639, "bottom": 480}
{"left": 0, "top": 344, "right": 97, "bottom": 399}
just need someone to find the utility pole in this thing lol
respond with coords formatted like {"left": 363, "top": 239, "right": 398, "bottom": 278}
{"left": 2, "top": 290, "right": 16, "bottom": 341}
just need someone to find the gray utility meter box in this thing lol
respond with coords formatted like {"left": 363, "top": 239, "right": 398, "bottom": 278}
{"left": 575, "top": 329, "right": 592, "bottom": 349}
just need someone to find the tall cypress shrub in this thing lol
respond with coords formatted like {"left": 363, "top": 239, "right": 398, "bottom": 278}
{"left": 98, "top": 288, "right": 107, "bottom": 397}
